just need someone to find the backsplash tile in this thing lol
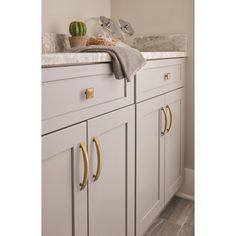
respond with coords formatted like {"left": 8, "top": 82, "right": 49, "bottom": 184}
{"left": 42, "top": 33, "right": 187, "bottom": 53}
{"left": 42, "top": 33, "right": 70, "bottom": 53}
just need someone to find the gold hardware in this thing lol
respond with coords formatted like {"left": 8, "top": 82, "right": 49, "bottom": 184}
{"left": 85, "top": 88, "right": 94, "bottom": 99}
{"left": 79, "top": 143, "right": 89, "bottom": 190}
{"left": 93, "top": 137, "right": 103, "bottom": 182}
{"left": 164, "top": 73, "right": 171, "bottom": 80}
{"left": 161, "top": 107, "right": 168, "bottom": 136}
{"left": 166, "top": 105, "right": 173, "bottom": 133}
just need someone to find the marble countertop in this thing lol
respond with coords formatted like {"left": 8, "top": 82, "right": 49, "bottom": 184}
{"left": 42, "top": 51, "right": 187, "bottom": 67}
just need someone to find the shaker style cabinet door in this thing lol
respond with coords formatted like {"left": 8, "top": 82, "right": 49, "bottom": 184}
{"left": 136, "top": 95, "right": 165, "bottom": 236}
{"left": 87, "top": 105, "right": 135, "bottom": 236}
{"left": 42, "top": 122, "right": 88, "bottom": 236}
{"left": 164, "top": 88, "right": 184, "bottom": 204}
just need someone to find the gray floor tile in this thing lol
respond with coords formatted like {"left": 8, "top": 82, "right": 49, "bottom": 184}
{"left": 160, "top": 197, "right": 194, "bottom": 226}
{"left": 148, "top": 218, "right": 181, "bottom": 236}
{"left": 176, "top": 225, "right": 194, "bottom": 236}
{"left": 144, "top": 196, "right": 194, "bottom": 236}
{"left": 144, "top": 217, "right": 163, "bottom": 235}
{"left": 185, "top": 207, "right": 194, "bottom": 226}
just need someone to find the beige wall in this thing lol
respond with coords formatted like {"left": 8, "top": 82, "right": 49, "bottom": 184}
{"left": 42, "top": 0, "right": 111, "bottom": 33}
{"left": 111, "top": 0, "right": 194, "bottom": 169}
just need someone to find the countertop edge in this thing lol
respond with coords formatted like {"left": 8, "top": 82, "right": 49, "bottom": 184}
{"left": 42, "top": 51, "right": 187, "bottom": 68}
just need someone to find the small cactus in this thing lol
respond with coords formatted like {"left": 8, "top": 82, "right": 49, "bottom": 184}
{"left": 69, "top": 21, "right": 87, "bottom": 37}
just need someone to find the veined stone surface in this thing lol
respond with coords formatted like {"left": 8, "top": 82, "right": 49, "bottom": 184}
{"left": 42, "top": 33, "right": 70, "bottom": 53}
{"left": 42, "top": 51, "right": 187, "bottom": 67}
{"left": 42, "top": 33, "right": 188, "bottom": 54}
{"left": 41, "top": 33, "right": 187, "bottom": 67}
{"left": 131, "top": 34, "right": 188, "bottom": 52}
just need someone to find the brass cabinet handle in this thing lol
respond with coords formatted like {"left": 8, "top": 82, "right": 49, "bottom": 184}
{"left": 164, "top": 73, "right": 171, "bottom": 80}
{"left": 93, "top": 137, "right": 103, "bottom": 182}
{"left": 79, "top": 143, "right": 89, "bottom": 190}
{"left": 166, "top": 105, "right": 173, "bottom": 133}
{"left": 161, "top": 107, "right": 168, "bottom": 136}
{"left": 85, "top": 88, "right": 94, "bottom": 99}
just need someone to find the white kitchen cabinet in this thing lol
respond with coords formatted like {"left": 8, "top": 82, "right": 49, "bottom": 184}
{"left": 136, "top": 88, "right": 184, "bottom": 236}
{"left": 136, "top": 58, "right": 185, "bottom": 102}
{"left": 42, "top": 57, "right": 186, "bottom": 236}
{"left": 42, "top": 105, "right": 135, "bottom": 236}
{"left": 42, "top": 122, "right": 87, "bottom": 236}
{"left": 87, "top": 105, "right": 135, "bottom": 236}
{"left": 164, "top": 88, "right": 184, "bottom": 204}
{"left": 42, "top": 63, "right": 134, "bottom": 135}
{"left": 136, "top": 95, "right": 165, "bottom": 236}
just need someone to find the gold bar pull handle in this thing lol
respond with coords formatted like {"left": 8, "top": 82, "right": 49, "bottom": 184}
{"left": 79, "top": 143, "right": 89, "bottom": 190}
{"left": 161, "top": 107, "right": 168, "bottom": 136}
{"left": 93, "top": 137, "right": 103, "bottom": 182}
{"left": 166, "top": 105, "right": 173, "bottom": 133}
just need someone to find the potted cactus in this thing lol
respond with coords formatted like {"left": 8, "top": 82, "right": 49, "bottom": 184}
{"left": 69, "top": 21, "right": 87, "bottom": 47}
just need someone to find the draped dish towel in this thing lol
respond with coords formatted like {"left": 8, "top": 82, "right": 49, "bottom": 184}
{"left": 68, "top": 45, "right": 146, "bottom": 82}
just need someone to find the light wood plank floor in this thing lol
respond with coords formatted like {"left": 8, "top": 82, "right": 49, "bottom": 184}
{"left": 144, "top": 196, "right": 194, "bottom": 236}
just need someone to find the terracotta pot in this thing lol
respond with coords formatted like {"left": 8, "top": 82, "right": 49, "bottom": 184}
{"left": 69, "top": 36, "right": 88, "bottom": 48}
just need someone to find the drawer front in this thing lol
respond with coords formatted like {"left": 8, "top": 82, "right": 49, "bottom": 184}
{"left": 42, "top": 64, "right": 134, "bottom": 134}
{"left": 43, "top": 74, "right": 129, "bottom": 119}
{"left": 136, "top": 58, "right": 185, "bottom": 102}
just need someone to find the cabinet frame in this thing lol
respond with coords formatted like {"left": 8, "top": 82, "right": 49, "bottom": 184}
{"left": 136, "top": 95, "right": 165, "bottom": 236}
{"left": 42, "top": 63, "right": 134, "bottom": 135}
{"left": 42, "top": 57, "right": 186, "bottom": 236}
{"left": 164, "top": 88, "right": 185, "bottom": 204}
{"left": 42, "top": 122, "right": 88, "bottom": 236}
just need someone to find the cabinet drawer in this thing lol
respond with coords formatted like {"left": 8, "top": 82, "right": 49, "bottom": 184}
{"left": 42, "top": 63, "right": 134, "bottom": 134}
{"left": 136, "top": 58, "right": 185, "bottom": 102}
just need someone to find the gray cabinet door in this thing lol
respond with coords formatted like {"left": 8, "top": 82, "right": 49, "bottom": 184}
{"left": 42, "top": 122, "right": 87, "bottom": 236}
{"left": 164, "top": 88, "right": 184, "bottom": 204}
{"left": 87, "top": 105, "right": 135, "bottom": 236}
{"left": 136, "top": 96, "right": 165, "bottom": 236}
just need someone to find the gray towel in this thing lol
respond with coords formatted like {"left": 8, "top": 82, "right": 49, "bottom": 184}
{"left": 68, "top": 45, "right": 146, "bottom": 82}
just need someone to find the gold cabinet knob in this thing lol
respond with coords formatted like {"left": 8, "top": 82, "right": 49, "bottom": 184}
{"left": 164, "top": 73, "right": 171, "bottom": 80}
{"left": 85, "top": 88, "right": 94, "bottom": 99}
